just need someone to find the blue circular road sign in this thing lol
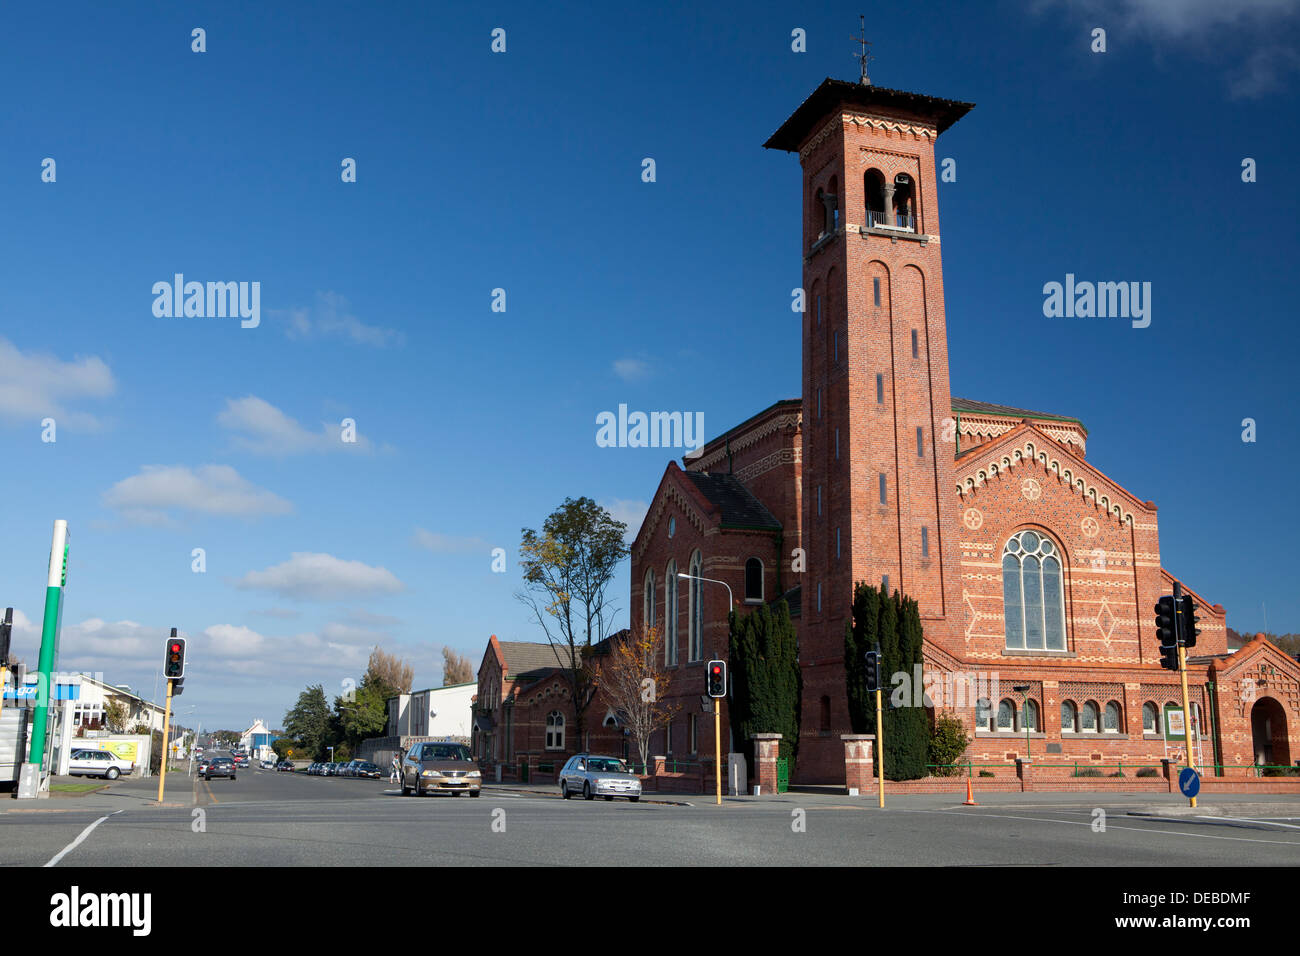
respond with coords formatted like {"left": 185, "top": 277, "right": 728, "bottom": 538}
{"left": 1178, "top": 767, "right": 1201, "bottom": 798}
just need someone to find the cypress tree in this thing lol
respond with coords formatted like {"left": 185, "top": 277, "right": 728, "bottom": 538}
{"left": 729, "top": 600, "right": 801, "bottom": 771}
{"left": 842, "top": 584, "right": 931, "bottom": 780}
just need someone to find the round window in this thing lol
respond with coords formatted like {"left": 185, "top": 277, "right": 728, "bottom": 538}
{"left": 1020, "top": 531, "right": 1039, "bottom": 552}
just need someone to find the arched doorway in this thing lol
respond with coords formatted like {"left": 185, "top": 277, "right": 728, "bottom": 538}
{"left": 1250, "top": 697, "right": 1290, "bottom": 768}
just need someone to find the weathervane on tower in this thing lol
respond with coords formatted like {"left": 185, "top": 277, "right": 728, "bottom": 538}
{"left": 852, "top": 14, "right": 874, "bottom": 85}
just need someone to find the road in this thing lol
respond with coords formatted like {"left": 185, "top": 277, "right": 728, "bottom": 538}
{"left": 3, "top": 765, "right": 1299, "bottom": 867}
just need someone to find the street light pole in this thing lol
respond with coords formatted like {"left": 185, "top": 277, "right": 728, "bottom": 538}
{"left": 678, "top": 572, "right": 734, "bottom": 807}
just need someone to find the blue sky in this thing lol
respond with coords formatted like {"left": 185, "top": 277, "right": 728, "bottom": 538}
{"left": 1, "top": 1, "right": 1297, "bottom": 730}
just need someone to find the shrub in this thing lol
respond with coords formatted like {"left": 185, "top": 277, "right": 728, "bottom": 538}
{"left": 1074, "top": 768, "right": 1103, "bottom": 777}
{"left": 1261, "top": 765, "right": 1300, "bottom": 777}
{"left": 1109, "top": 771, "right": 1124, "bottom": 778}
{"left": 978, "top": 770, "right": 995, "bottom": 778}
{"left": 928, "top": 713, "right": 970, "bottom": 777}
{"left": 1135, "top": 766, "right": 1159, "bottom": 778}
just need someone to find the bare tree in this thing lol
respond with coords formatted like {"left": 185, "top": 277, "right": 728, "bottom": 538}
{"left": 367, "top": 647, "right": 414, "bottom": 695}
{"left": 591, "top": 625, "right": 680, "bottom": 772}
{"left": 441, "top": 646, "right": 475, "bottom": 685}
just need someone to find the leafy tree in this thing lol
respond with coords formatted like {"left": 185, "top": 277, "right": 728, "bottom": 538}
{"left": 441, "top": 646, "right": 475, "bottom": 685}
{"left": 729, "top": 600, "right": 801, "bottom": 770}
{"left": 283, "top": 685, "right": 331, "bottom": 758}
{"left": 517, "top": 496, "right": 629, "bottom": 750}
{"left": 104, "top": 700, "right": 128, "bottom": 734}
{"left": 271, "top": 737, "right": 295, "bottom": 761}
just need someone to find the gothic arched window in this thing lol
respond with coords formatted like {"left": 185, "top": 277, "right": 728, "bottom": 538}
{"left": 745, "top": 557, "right": 764, "bottom": 603}
{"left": 1002, "top": 530, "right": 1067, "bottom": 651}
{"left": 545, "top": 711, "right": 565, "bottom": 751}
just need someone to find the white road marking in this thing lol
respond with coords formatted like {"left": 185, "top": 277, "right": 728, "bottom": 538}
{"left": 903, "top": 806, "right": 1300, "bottom": 848}
{"left": 45, "top": 810, "right": 124, "bottom": 867}
{"left": 1203, "top": 815, "right": 1300, "bottom": 830}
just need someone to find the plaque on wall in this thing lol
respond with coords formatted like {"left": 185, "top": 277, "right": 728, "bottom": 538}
{"left": 1046, "top": 743, "right": 1062, "bottom": 754}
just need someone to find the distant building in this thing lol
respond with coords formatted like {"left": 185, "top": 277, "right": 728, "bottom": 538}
{"left": 239, "top": 719, "right": 276, "bottom": 760}
{"left": 386, "top": 683, "right": 476, "bottom": 739}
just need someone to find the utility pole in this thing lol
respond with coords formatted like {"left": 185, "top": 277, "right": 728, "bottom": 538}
{"left": 19, "top": 520, "right": 69, "bottom": 800}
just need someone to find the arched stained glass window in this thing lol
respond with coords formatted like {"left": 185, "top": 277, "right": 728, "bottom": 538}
{"left": 1002, "top": 530, "right": 1067, "bottom": 651}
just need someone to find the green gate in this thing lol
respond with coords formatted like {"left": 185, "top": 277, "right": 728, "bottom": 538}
{"left": 776, "top": 756, "right": 789, "bottom": 793}
{"left": 519, "top": 759, "right": 529, "bottom": 783}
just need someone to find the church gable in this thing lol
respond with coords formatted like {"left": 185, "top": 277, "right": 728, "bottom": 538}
{"left": 953, "top": 423, "right": 1160, "bottom": 666}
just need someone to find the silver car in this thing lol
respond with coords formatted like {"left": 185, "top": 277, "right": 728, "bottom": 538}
{"left": 559, "top": 754, "right": 642, "bottom": 802}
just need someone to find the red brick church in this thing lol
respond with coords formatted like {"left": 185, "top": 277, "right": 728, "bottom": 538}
{"left": 627, "top": 76, "right": 1300, "bottom": 785}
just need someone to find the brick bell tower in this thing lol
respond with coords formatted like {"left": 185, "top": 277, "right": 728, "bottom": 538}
{"left": 765, "top": 77, "right": 974, "bottom": 782}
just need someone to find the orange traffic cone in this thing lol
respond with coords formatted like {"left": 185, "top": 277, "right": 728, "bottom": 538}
{"left": 964, "top": 778, "right": 977, "bottom": 806}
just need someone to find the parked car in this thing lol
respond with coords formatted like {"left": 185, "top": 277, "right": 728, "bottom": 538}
{"left": 559, "top": 754, "right": 642, "bottom": 802}
{"left": 353, "top": 761, "right": 383, "bottom": 779}
{"left": 276, "top": 761, "right": 295, "bottom": 772}
{"left": 204, "top": 756, "right": 236, "bottom": 781}
{"left": 67, "top": 748, "right": 134, "bottom": 781}
{"left": 260, "top": 759, "right": 276, "bottom": 769}
{"left": 342, "top": 760, "right": 365, "bottom": 777}
{"left": 197, "top": 758, "right": 211, "bottom": 775}
{"left": 236, "top": 756, "right": 251, "bottom": 769}
{"left": 400, "top": 742, "right": 481, "bottom": 797}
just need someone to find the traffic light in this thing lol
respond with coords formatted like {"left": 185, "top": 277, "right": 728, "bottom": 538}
{"left": 1155, "top": 596, "right": 1180, "bottom": 671}
{"left": 164, "top": 632, "right": 186, "bottom": 679}
{"left": 1179, "top": 594, "right": 1200, "bottom": 650}
{"left": 706, "top": 660, "right": 727, "bottom": 698}
{"left": 864, "top": 646, "right": 881, "bottom": 693}
{"left": 172, "top": 677, "right": 185, "bottom": 696}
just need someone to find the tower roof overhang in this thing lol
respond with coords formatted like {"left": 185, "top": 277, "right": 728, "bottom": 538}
{"left": 763, "top": 78, "right": 974, "bottom": 153}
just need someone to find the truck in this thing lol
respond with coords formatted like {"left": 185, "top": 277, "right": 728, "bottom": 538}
{"left": 0, "top": 706, "right": 33, "bottom": 787}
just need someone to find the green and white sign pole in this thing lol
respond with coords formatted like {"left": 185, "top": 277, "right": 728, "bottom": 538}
{"left": 23, "top": 520, "right": 69, "bottom": 784}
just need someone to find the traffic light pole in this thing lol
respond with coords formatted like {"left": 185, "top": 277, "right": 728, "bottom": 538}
{"left": 156, "top": 679, "right": 175, "bottom": 802}
{"left": 875, "top": 686, "right": 885, "bottom": 808}
{"left": 1172, "top": 581, "right": 1197, "bottom": 808}
{"left": 714, "top": 706, "right": 722, "bottom": 806}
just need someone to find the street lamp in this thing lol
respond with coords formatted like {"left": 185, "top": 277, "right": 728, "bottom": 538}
{"left": 677, "top": 572, "right": 735, "bottom": 807}
{"left": 1013, "top": 684, "right": 1031, "bottom": 763}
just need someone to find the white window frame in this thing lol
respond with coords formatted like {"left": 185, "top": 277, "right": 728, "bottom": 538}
{"left": 545, "top": 711, "right": 565, "bottom": 751}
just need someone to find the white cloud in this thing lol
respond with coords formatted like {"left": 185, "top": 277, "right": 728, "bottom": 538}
{"left": 103, "top": 465, "right": 293, "bottom": 523}
{"left": 613, "top": 358, "right": 651, "bottom": 382}
{"left": 600, "top": 498, "right": 649, "bottom": 543}
{"left": 412, "top": 528, "right": 490, "bottom": 553}
{"left": 235, "top": 552, "right": 405, "bottom": 601}
{"left": 1038, "top": 0, "right": 1300, "bottom": 97}
{"left": 0, "top": 337, "right": 115, "bottom": 430}
{"left": 271, "top": 291, "right": 404, "bottom": 348}
{"left": 217, "top": 396, "right": 372, "bottom": 455}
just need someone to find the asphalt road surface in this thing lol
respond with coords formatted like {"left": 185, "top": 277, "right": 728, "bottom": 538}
{"left": 4, "top": 767, "right": 1299, "bottom": 866}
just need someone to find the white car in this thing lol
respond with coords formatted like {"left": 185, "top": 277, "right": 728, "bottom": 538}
{"left": 68, "top": 748, "right": 135, "bottom": 780}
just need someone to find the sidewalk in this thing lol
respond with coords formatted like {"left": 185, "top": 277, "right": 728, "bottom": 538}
{"left": 1, "top": 771, "right": 192, "bottom": 813}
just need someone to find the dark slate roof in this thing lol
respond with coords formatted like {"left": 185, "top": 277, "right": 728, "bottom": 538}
{"left": 765, "top": 78, "right": 974, "bottom": 152}
{"left": 770, "top": 586, "right": 801, "bottom": 619}
{"left": 681, "top": 472, "right": 782, "bottom": 531}
{"left": 951, "top": 397, "right": 1085, "bottom": 428}
{"left": 498, "top": 641, "right": 577, "bottom": 678}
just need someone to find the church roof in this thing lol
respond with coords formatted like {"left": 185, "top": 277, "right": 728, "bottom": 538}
{"left": 764, "top": 78, "right": 975, "bottom": 152}
{"left": 497, "top": 640, "right": 577, "bottom": 678}
{"left": 951, "top": 397, "right": 1086, "bottom": 430}
{"left": 680, "top": 471, "right": 782, "bottom": 532}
